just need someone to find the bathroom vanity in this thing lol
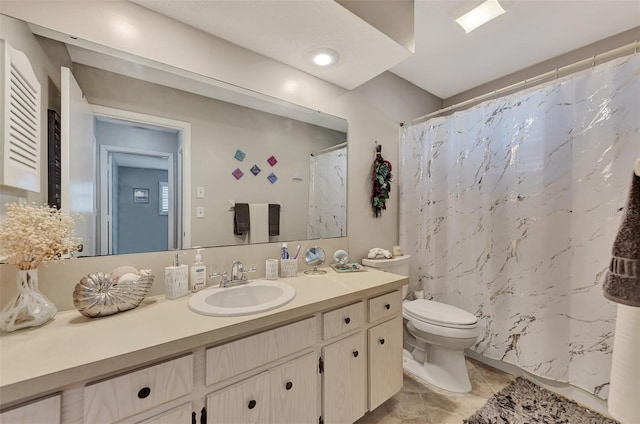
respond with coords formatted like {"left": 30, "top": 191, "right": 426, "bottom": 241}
{"left": 0, "top": 269, "right": 406, "bottom": 424}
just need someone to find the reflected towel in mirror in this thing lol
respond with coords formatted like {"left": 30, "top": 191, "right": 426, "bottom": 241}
{"left": 249, "top": 203, "right": 269, "bottom": 243}
{"left": 269, "top": 204, "right": 280, "bottom": 236}
{"left": 234, "top": 203, "right": 250, "bottom": 235}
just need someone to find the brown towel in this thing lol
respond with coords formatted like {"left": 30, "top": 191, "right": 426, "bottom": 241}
{"left": 234, "top": 203, "right": 250, "bottom": 235}
{"left": 269, "top": 204, "right": 280, "bottom": 236}
{"left": 604, "top": 173, "right": 640, "bottom": 307}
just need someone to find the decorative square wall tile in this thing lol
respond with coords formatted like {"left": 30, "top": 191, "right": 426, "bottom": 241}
{"left": 267, "top": 173, "right": 278, "bottom": 184}
{"left": 232, "top": 168, "right": 244, "bottom": 180}
{"left": 234, "top": 149, "right": 246, "bottom": 162}
{"left": 267, "top": 155, "right": 278, "bottom": 167}
{"left": 250, "top": 164, "right": 261, "bottom": 176}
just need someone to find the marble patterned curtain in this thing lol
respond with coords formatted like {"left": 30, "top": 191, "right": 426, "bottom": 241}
{"left": 399, "top": 55, "right": 639, "bottom": 398}
{"left": 308, "top": 146, "right": 347, "bottom": 239}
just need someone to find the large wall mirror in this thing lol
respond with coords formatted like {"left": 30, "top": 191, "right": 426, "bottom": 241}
{"left": 0, "top": 14, "right": 348, "bottom": 258}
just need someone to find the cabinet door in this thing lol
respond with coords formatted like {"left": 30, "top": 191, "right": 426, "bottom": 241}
{"left": 207, "top": 372, "right": 270, "bottom": 424}
{"left": 270, "top": 352, "right": 318, "bottom": 424}
{"left": 322, "top": 332, "right": 366, "bottom": 424}
{"left": 368, "top": 316, "right": 403, "bottom": 410}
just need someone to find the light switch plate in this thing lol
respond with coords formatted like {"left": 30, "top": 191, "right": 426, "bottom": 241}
{"left": 196, "top": 187, "right": 205, "bottom": 198}
{"left": 196, "top": 207, "right": 205, "bottom": 218}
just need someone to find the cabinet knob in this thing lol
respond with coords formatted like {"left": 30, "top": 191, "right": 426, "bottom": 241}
{"left": 379, "top": 338, "right": 385, "bottom": 345}
{"left": 344, "top": 317, "right": 351, "bottom": 324}
{"left": 137, "top": 387, "right": 151, "bottom": 399}
{"left": 248, "top": 400, "right": 257, "bottom": 410}
{"left": 353, "top": 350, "right": 359, "bottom": 358}
{"left": 385, "top": 303, "right": 391, "bottom": 310}
{"left": 285, "top": 381, "right": 293, "bottom": 390}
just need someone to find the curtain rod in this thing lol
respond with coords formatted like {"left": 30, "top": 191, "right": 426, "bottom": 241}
{"left": 311, "top": 142, "right": 347, "bottom": 156}
{"left": 401, "top": 40, "right": 640, "bottom": 127}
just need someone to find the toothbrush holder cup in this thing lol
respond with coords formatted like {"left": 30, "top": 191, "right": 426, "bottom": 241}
{"left": 280, "top": 259, "right": 298, "bottom": 277}
{"left": 265, "top": 259, "right": 279, "bottom": 280}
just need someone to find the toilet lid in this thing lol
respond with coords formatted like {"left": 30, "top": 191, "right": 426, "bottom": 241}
{"left": 404, "top": 299, "right": 477, "bottom": 326}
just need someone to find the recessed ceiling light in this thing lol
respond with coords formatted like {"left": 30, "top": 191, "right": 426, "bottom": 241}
{"left": 456, "top": 0, "right": 505, "bottom": 33}
{"left": 309, "top": 48, "right": 339, "bottom": 67}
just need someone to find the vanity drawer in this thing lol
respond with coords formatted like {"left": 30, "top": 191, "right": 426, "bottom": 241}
{"left": 84, "top": 354, "right": 193, "bottom": 423}
{"left": 368, "top": 290, "right": 402, "bottom": 323}
{"left": 206, "top": 317, "right": 316, "bottom": 386}
{"left": 322, "top": 302, "right": 364, "bottom": 340}
{"left": 0, "top": 394, "right": 61, "bottom": 423}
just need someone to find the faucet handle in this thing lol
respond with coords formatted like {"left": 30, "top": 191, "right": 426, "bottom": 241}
{"left": 210, "top": 271, "right": 228, "bottom": 287}
{"left": 242, "top": 267, "right": 257, "bottom": 281}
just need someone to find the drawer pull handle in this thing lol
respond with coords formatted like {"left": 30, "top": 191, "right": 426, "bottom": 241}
{"left": 353, "top": 350, "right": 359, "bottom": 358}
{"left": 137, "top": 387, "right": 151, "bottom": 399}
{"left": 379, "top": 338, "right": 385, "bottom": 345}
{"left": 285, "top": 381, "right": 293, "bottom": 390}
{"left": 344, "top": 317, "right": 351, "bottom": 324}
{"left": 248, "top": 400, "right": 257, "bottom": 410}
{"left": 385, "top": 303, "right": 391, "bottom": 310}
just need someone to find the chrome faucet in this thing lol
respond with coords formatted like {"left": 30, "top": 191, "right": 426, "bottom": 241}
{"left": 211, "top": 261, "right": 256, "bottom": 287}
{"left": 231, "top": 261, "right": 244, "bottom": 282}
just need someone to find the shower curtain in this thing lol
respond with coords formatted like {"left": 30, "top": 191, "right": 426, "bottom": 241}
{"left": 399, "top": 55, "right": 639, "bottom": 398}
{"left": 308, "top": 146, "right": 347, "bottom": 239}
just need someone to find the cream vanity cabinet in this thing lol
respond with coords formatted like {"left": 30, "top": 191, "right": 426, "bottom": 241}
{"left": 366, "top": 291, "right": 403, "bottom": 411}
{"left": 321, "top": 290, "right": 403, "bottom": 423}
{"left": 0, "top": 279, "right": 406, "bottom": 424}
{"left": 206, "top": 352, "right": 318, "bottom": 424}
{"left": 204, "top": 317, "right": 318, "bottom": 424}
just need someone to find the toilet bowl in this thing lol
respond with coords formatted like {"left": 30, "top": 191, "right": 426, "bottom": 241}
{"left": 403, "top": 299, "right": 478, "bottom": 393}
{"left": 362, "top": 255, "right": 479, "bottom": 393}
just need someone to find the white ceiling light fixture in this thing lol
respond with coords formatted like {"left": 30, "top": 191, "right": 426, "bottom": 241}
{"left": 456, "top": 0, "right": 506, "bottom": 33}
{"left": 309, "top": 48, "right": 340, "bottom": 67}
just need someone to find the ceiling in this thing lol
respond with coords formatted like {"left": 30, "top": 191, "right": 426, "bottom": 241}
{"left": 130, "top": 0, "right": 639, "bottom": 100}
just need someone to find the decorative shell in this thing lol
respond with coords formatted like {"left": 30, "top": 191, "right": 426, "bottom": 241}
{"left": 73, "top": 268, "right": 154, "bottom": 318}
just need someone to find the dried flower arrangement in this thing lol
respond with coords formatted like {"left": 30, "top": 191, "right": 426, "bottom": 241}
{"left": 0, "top": 203, "right": 81, "bottom": 270}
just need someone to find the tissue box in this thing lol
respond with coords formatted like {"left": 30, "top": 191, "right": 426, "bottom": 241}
{"left": 280, "top": 259, "right": 298, "bottom": 277}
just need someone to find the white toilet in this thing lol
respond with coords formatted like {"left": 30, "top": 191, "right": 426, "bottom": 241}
{"left": 362, "top": 255, "right": 479, "bottom": 393}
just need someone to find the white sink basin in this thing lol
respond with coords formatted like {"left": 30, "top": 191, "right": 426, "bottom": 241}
{"left": 188, "top": 280, "right": 296, "bottom": 316}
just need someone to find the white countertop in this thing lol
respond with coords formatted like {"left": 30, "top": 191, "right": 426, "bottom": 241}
{"left": 0, "top": 268, "right": 406, "bottom": 405}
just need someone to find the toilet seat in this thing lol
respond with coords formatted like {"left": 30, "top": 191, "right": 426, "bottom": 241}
{"left": 403, "top": 299, "right": 477, "bottom": 329}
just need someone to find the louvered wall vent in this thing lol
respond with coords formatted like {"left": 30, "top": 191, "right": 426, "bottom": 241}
{"left": 1, "top": 40, "right": 41, "bottom": 192}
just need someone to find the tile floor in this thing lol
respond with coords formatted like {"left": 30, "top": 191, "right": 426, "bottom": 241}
{"left": 356, "top": 357, "right": 515, "bottom": 424}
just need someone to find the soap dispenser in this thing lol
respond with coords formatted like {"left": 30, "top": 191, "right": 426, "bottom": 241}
{"left": 190, "top": 249, "right": 207, "bottom": 292}
{"left": 165, "top": 253, "right": 188, "bottom": 299}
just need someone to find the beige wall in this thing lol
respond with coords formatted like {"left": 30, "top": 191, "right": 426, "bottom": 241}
{"left": 0, "top": 2, "right": 439, "bottom": 311}
{"left": 444, "top": 27, "right": 640, "bottom": 108}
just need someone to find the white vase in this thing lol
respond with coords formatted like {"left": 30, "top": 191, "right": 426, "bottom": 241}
{"left": 0, "top": 269, "right": 57, "bottom": 332}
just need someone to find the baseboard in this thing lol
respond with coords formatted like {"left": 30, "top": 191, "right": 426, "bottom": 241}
{"left": 464, "top": 350, "right": 612, "bottom": 418}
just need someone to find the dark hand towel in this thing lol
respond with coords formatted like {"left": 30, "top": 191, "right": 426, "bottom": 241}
{"left": 269, "top": 204, "right": 280, "bottom": 236}
{"left": 604, "top": 173, "right": 640, "bottom": 307}
{"left": 234, "top": 203, "right": 250, "bottom": 235}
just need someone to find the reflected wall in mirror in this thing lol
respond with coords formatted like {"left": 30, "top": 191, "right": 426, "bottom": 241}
{"left": 0, "top": 14, "right": 348, "bottom": 258}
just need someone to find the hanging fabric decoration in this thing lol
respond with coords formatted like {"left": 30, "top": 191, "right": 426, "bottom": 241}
{"left": 372, "top": 143, "right": 392, "bottom": 217}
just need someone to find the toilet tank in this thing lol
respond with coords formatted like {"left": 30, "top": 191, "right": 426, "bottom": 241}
{"left": 362, "top": 255, "right": 410, "bottom": 276}
{"left": 362, "top": 255, "right": 411, "bottom": 298}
